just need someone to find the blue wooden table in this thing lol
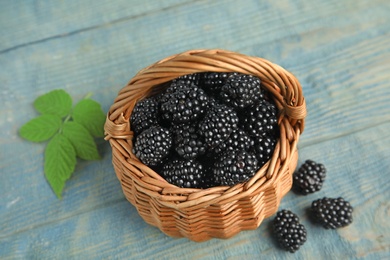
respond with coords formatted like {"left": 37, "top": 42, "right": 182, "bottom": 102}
{"left": 1, "top": 0, "right": 390, "bottom": 259}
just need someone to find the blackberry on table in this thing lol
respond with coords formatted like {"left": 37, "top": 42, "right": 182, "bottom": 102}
{"left": 161, "top": 158, "right": 205, "bottom": 188}
{"left": 219, "top": 73, "right": 264, "bottom": 109}
{"left": 133, "top": 126, "right": 172, "bottom": 167}
{"left": 198, "top": 103, "right": 239, "bottom": 148}
{"left": 160, "top": 81, "right": 209, "bottom": 124}
{"left": 273, "top": 209, "right": 307, "bottom": 253}
{"left": 213, "top": 149, "right": 259, "bottom": 186}
{"left": 212, "top": 128, "right": 254, "bottom": 155}
{"left": 243, "top": 99, "right": 278, "bottom": 138}
{"left": 311, "top": 197, "right": 353, "bottom": 229}
{"left": 253, "top": 135, "right": 277, "bottom": 167}
{"left": 130, "top": 97, "right": 159, "bottom": 135}
{"left": 172, "top": 124, "right": 206, "bottom": 159}
{"left": 293, "top": 160, "right": 326, "bottom": 195}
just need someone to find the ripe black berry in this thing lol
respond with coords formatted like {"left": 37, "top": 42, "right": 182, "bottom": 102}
{"left": 172, "top": 124, "right": 206, "bottom": 159}
{"left": 212, "top": 128, "right": 254, "bottom": 155}
{"left": 311, "top": 197, "right": 353, "bottom": 229}
{"left": 213, "top": 149, "right": 259, "bottom": 186}
{"left": 161, "top": 158, "right": 205, "bottom": 188}
{"left": 160, "top": 81, "right": 209, "bottom": 124}
{"left": 219, "top": 74, "right": 264, "bottom": 109}
{"left": 243, "top": 100, "right": 278, "bottom": 138}
{"left": 253, "top": 135, "right": 277, "bottom": 168}
{"left": 173, "top": 73, "right": 202, "bottom": 87}
{"left": 293, "top": 160, "right": 326, "bottom": 195}
{"left": 133, "top": 126, "right": 172, "bottom": 167}
{"left": 130, "top": 97, "right": 159, "bottom": 135}
{"left": 199, "top": 103, "right": 239, "bottom": 148}
{"left": 273, "top": 209, "right": 307, "bottom": 253}
{"left": 202, "top": 72, "right": 235, "bottom": 96}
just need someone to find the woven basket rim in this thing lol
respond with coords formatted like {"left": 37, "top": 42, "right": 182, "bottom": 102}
{"left": 104, "top": 49, "right": 306, "bottom": 210}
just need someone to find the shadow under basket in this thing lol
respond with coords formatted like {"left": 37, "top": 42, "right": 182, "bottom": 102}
{"left": 104, "top": 49, "right": 307, "bottom": 242}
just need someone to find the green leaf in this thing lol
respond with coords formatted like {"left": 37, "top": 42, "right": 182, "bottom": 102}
{"left": 19, "top": 114, "right": 62, "bottom": 142}
{"left": 34, "top": 89, "right": 72, "bottom": 117}
{"left": 72, "top": 99, "right": 106, "bottom": 137}
{"left": 62, "top": 121, "right": 101, "bottom": 160}
{"left": 44, "top": 134, "right": 77, "bottom": 198}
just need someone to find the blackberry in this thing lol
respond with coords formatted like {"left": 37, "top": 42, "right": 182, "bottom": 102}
{"left": 311, "top": 197, "right": 353, "bottom": 229}
{"left": 200, "top": 169, "right": 216, "bottom": 189}
{"left": 160, "top": 81, "right": 209, "bottom": 124}
{"left": 253, "top": 135, "right": 277, "bottom": 167}
{"left": 172, "top": 124, "right": 206, "bottom": 159}
{"left": 130, "top": 97, "right": 159, "bottom": 135}
{"left": 133, "top": 126, "right": 172, "bottom": 167}
{"left": 212, "top": 128, "right": 254, "bottom": 155}
{"left": 173, "top": 73, "right": 202, "bottom": 87}
{"left": 243, "top": 100, "right": 278, "bottom": 138}
{"left": 293, "top": 160, "right": 326, "bottom": 195}
{"left": 199, "top": 103, "right": 239, "bottom": 148}
{"left": 213, "top": 150, "right": 259, "bottom": 186}
{"left": 202, "top": 72, "right": 235, "bottom": 96}
{"left": 161, "top": 158, "right": 205, "bottom": 188}
{"left": 273, "top": 209, "right": 307, "bottom": 253}
{"left": 220, "top": 74, "right": 264, "bottom": 109}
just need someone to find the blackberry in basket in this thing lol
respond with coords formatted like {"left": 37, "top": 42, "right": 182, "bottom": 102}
{"left": 130, "top": 96, "right": 160, "bottom": 135}
{"left": 219, "top": 73, "right": 264, "bottom": 109}
{"left": 243, "top": 99, "right": 278, "bottom": 138}
{"left": 202, "top": 72, "right": 235, "bottom": 96}
{"left": 172, "top": 123, "right": 207, "bottom": 159}
{"left": 133, "top": 126, "right": 172, "bottom": 167}
{"left": 213, "top": 149, "right": 259, "bottom": 186}
{"left": 198, "top": 102, "right": 239, "bottom": 149}
{"left": 212, "top": 128, "right": 255, "bottom": 155}
{"left": 161, "top": 158, "right": 205, "bottom": 188}
{"left": 160, "top": 80, "right": 209, "bottom": 124}
{"left": 105, "top": 49, "right": 306, "bottom": 241}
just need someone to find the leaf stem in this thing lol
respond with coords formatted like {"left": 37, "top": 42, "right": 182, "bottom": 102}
{"left": 84, "top": 92, "right": 93, "bottom": 99}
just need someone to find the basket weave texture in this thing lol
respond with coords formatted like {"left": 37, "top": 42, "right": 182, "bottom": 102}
{"left": 104, "top": 49, "right": 307, "bottom": 242}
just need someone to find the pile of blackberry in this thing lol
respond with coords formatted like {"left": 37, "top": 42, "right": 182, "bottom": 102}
{"left": 273, "top": 160, "right": 353, "bottom": 253}
{"left": 131, "top": 72, "right": 279, "bottom": 189}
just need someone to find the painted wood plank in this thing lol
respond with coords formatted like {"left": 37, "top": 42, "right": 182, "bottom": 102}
{"left": 2, "top": 122, "right": 389, "bottom": 259}
{"left": 0, "top": 0, "right": 193, "bottom": 52}
{"left": 1, "top": 0, "right": 389, "bottom": 240}
{"left": 1, "top": 0, "right": 390, "bottom": 259}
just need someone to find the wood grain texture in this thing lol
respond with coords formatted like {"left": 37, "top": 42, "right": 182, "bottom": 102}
{"left": 1, "top": 0, "right": 389, "bottom": 259}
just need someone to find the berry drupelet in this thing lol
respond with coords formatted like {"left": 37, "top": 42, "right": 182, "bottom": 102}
{"left": 133, "top": 126, "right": 172, "bottom": 167}
{"left": 213, "top": 149, "right": 259, "bottom": 186}
{"left": 293, "top": 160, "right": 326, "bottom": 195}
{"left": 273, "top": 209, "right": 307, "bottom": 253}
{"left": 311, "top": 197, "right": 353, "bottom": 229}
{"left": 161, "top": 158, "right": 205, "bottom": 188}
{"left": 219, "top": 73, "right": 264, "bottom": 109}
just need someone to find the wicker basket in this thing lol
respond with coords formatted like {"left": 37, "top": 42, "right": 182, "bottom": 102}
{"left": 104, "top": 49, "right": 306, "bottom": 242}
